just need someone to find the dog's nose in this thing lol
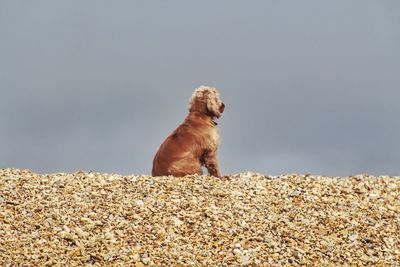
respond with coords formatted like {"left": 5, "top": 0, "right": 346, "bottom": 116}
{"left": 220, "top": 102, "right": 225, "bottom": 113}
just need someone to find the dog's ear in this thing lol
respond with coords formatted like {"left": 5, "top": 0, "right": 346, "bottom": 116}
{"left": 189, "top": 89, "right": 207, "bottom": 113}
{"left": 206, "top": 90, "right": 223, "bottom": 118}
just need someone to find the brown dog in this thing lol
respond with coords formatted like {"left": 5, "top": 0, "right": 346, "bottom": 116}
{"left": 152, "top": 86, "right": 225, "bottom": 177}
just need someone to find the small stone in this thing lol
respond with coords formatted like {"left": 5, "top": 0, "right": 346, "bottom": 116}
{"left": 103, "top": 253, "right": 114, "bottom": 261}
{"left": 233, "top": 248, "right": 241, "bottom": 255}
{"left": 172, "top": 217, "right": 183, "bottom": 227}
{"left": 141, "top": 253, "right": 150, "bottom": 265}
{"left": 104, "top": 232, "right": 114, "bottom": 240}
{"left": 241, "top": 254, "right": 251, "bottom": 265}
{"left": 349, "top": 233, "right": 358, "bottom": 241}
{"left": 136, "top": 199, "right": 144, "bottom": 207}
{"left": 133, "top": 254, "right": 140, "bottom": 262}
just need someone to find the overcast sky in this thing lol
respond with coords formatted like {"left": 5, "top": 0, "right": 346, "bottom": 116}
{"left": 1, "top": 1, "right": 399, "bottom": 176}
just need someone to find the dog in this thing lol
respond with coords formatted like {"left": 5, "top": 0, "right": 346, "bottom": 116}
{"left": 152, "top": 86, "right": 225, "bottom": 178}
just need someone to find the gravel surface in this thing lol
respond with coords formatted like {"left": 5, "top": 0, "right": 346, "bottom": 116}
{"left": 1, "top": 168, "right": 399, "bottom": 266}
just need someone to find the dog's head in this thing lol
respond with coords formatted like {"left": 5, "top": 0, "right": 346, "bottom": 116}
{"left": 189, "top": 86, "right": 225, "bottom": 119}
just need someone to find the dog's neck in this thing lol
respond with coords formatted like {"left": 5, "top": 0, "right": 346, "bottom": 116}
{"left": 188, "top": 111, "right": 218, "bottom": 126}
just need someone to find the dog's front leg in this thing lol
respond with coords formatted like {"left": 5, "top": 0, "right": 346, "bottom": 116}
{"left": 204, "top": 150, "right": 222, "bottom": 178}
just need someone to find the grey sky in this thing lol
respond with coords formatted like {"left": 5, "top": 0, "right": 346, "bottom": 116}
{"left": 1, "top": 1, "right": 399, "bottom": 176}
